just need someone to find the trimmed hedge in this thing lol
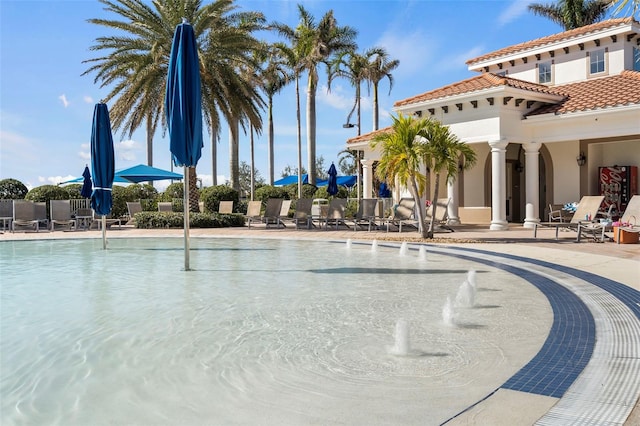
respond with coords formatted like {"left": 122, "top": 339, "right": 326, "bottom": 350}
{"left": 133, "top": 211, "right": 245, "bottom": 229}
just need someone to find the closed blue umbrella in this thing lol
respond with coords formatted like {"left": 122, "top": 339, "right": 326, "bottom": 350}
{"left": 90, "top": 103, "right": 115, "bottom": 249}
{"left": 80, "top": 165, "right": 92, "bottom": 198}
{"left": 327, "top": 163, "right": 338, "bottom": 196}
{"left": 165, "top": 18, "right": 203, "bottom": 270}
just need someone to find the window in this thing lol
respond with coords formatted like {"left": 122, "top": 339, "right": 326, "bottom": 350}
{"left": 634, "top": 47, "right": 640, "bottom": 72}
{"left": 590, "top": 48, "right": 606, "bottom": 74}
{"left": 538, "top": 61, "right": 552, "bottom": 83}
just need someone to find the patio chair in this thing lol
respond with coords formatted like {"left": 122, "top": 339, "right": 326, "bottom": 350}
{"left": 351, "top": 199, "right": 379, "bottom": 231}
{"left": 34, "top": 202, "right": 49, "bottom": 230}
{"left": 245, "top": 200, "right": 262, "bottom": 228}
{"left": 262, "top": 198, "right": 284, "bottom": 228}
{"left": 75, "top": 207, "right": 93, "bottom": 230}
{"left": 324, "top": 198, "right": 348, "bottom": 230}
{"left": 218, "top": 201, "right": 234, "bottom": 214}
{"left": 533, "top": 195, "right": 604, "bottom": 239}
{"left": 158, "top": 202, "right": 173, "bottom": 212}
{"left": 12, "top": 200, "right": 39, "bottom": 232}
{"left": 91, "top": 212, "right": 122, "bottom": 230}
{"left": 278, "top": 199, "right": 292, "bottom": 227}
{"left": 290, "top": 198, "right": 313, "bottom": 229}
{"left": 0, "top": 199, "right": 13, "bottom": 231}
{"left": 425, "top": 198, "right": 452, "bottom": 232}
{"left": 384, "top": 198, "right": 418, "bottom": 232}
{"left": 126, "top": 201, "right": 143, "bottom": 225}
{"left": 611, "top": 195, "right": 640, "bottom": 244}
{"left": 49, "top": 199, "right": 76, "bottom": 231}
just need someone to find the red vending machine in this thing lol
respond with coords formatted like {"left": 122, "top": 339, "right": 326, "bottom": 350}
{"left": 598, "top": 166, "right": 638, "bottom": 217}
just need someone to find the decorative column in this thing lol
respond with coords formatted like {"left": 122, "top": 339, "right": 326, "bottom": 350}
{"left": 447, "top": 178, "right": 461, "bottom": 225}
{"left": 523, "top": 142, "right": 541, "bottom": 228}
{"left": 361, "top": 158, "right": 374, "bottom": 199}
{"left": 489, "top": 140, "right": 509, "bottom": 230}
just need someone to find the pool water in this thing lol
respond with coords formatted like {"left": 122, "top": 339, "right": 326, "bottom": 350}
{"left": 0, "top": 238, "right": 550, "bottom": 425}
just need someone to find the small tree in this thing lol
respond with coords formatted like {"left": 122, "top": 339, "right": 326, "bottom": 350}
{"left": 0, "top": 178, "right": 28, "bottom": 199}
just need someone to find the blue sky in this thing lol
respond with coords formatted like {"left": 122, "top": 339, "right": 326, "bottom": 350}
{"left": 0, "top": 0, "right": 602, "bottom": 190}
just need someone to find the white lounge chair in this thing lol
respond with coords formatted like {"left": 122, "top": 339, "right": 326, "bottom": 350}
{"left": 384, "top": 198, "right": 418, "bottom": 232}
{"left": 534, "top": 195, "right": 604, "bottom": 239}
{"left": 49, "top": 200, "right": 76, "bottom": 231}
{"left": 324, "top": 198, "right": 348, "bottom": 230}
{"left": 12, "top": 200, "right": 39, "bottom": 232}
{"left": 352, "top": 199, "right": 379, "bottom": 231}
{"left": 218, "top": 201, "right": 234, "bottom": 214}
{"left": 245, "top": 200, "right": 262, "bottom": 228}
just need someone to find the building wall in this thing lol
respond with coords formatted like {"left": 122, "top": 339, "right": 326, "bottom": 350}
{"left": 463, "top": 143, "right": 491, "bottom": 206}
{"left": 545, "top": 141, "right": 581, "bottom": 204}
{"left": 587, "top": 139, "right": 640, "bottom": 195}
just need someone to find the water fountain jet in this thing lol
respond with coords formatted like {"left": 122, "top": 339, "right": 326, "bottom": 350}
{"left": 389, "top": 319, "right": 410, "bottom": 356}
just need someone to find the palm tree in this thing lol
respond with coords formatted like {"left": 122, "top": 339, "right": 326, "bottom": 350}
{"left": 610, "top": 0, "right": 639, "bottom": 16}
{"left": 371, "top": 114, "right": 431, "bottom": 237}
{"left": 258, "top": 44, "right": 292, "bottom": 185}
{"left": 421, "top": 119, "right": 476, "bottom": 238}
{"left": 273, "top": 4, "right": 357, "bottom": 185}
{"left": 365, "top": 48, "right": 399, "bottom": 131}
{"left": 328, "top": 49, "right": 370, "bottom": 135}
{"left": 528, "top": 0, "right": 611, "bottom": 29}
{"left": 84, "top": 0, "right": 265, "bottom": 210}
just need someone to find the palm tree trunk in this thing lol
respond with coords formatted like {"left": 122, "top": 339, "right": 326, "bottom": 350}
{"left": 307, "top": 74, "right": 316, "bottom": 186}
{"left": 250, "top": 125, "right": 255, "bottom": 200}
{"left": 296, "top": 76, "right": 302, "bottom": 199}
{"left": 427, "top": 172, "right": 441, "bottom": 238}
{"left": 356, "top": 84, "right": 361, "bottom": 136}
{"left": 268, "top": 96, "right": 274, "bottom": 185}
{"left": 229, "top": 119, "right": 239, "bottom": 191}
{"left": 408, "top": 176, "right": 427, "bottom": 238}
{"left": 211, "top": 132, "right": 217, "bottom": 186}
{"left": 146, "top": 118, "right": 153, "bottom": 166}
{"left": 372, "top": 83, "right": 379, "bottom": 131}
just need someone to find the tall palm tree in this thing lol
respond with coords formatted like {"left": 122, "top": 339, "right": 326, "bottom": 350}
{"left": 528, "top": 0, "right": 611, "bottom": 29}
{"left": 610, "top": 0, "right": 639, "bottom": 16}
{"left": 371, "top": 114, "right": 431, "bottom": 237}
{"left": 258, "top": 44, "right": 292, "bottom": 185}
{"left": 365, "top": 48, "right": 399, "bottom": 131}
{"left": 328, "top": 49, "right": 370, "bottom": 135}
{"left": 421, "top": 119, "right": 476, "bottom": 238}
{"left": 273, "top": 4, "right": 357, "bottom": 185}
{"left": 84, "top": 0, "right": 265, "bottom": 210}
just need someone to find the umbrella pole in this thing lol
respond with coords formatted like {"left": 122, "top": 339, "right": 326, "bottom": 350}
{"left": 102, "top": 215, "right": 107, "bottom": 249}
{"left": 183, "top": 166, "right": 190, "bottom": 271}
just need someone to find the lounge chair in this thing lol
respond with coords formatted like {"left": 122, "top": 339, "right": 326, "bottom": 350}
{"left": 262, "top": 198, "right": 284, "bottom": 228}
{"left": 126, "top": 201, "right": 143, "bottom": 225}
{"left": 158, "top": 202, "right": 173, "bottom": 212}
{"left": 245, "top": 200, "right": 262, "bottom": 228}
{"left": 533, "top": 195, "right": 604, "bottom": 239}
{"left": 0, "top": 199, "right": 13, "bottom": 231}
{"left": 352, "top": 199, "right": 379, "bottom": 231}
{"left": 12, "top": 200, "right": 39, "bottom": 232}
{"left": 425, "top": 198, "right": 452, "bottom": 232}
{"left": 278, "top": 199, "right": 292, "bottom": 227}
{"left": 75, "top": 207, "right": 93, "bottom": 230}
{"left": 290, "top": 198, "right": 313, "bottom": 229}
{"left": 49, "top": 200, "right": 76, "bottom": 231}
{"left": 218, "top": 201, "right": 234, "bottom": 214}
{"left": 324, "top": 198, "right": 348, "bottom": 230}
{"left": 384, "top": 198, "right": 418, "bottom": 232}
{"left": 611, "top": 195, "right": 640, "bottom": 244}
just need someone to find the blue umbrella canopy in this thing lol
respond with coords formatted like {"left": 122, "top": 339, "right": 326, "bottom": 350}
{"left": 165, "top": 19, "right": 203, "bottom": 168}
{"left": 327, "top": 163, "right": 338, "bottom": 196}
{"left": 115, "top": 164, "right": 183, "bottom": 183}
{"left": 90, "top": 103, "right": 115, "bottom": 217}
{"left": 80, "top": 165, "right": 92, "bottom": 198}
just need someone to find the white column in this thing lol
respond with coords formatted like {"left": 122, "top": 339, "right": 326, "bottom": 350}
{"left": 447, "top": 178, "right": 460, "bottom": 225}
{"left": 523, "top": 142, "right": 541, "bottom": 228}
{"left": 361, "top": 158, "right": 374, "bottom": 199}
{"left": 489, "top": 140, "right": 509, "bottom": 231}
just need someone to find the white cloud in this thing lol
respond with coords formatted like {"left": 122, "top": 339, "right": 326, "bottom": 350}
{"left": 83, "top": 96, "right": 94, "bottom": 104}
{"left": 377, "top": 29, "right": 435, "bottom": 78}
{"left": 115, "top": 139, "right": 141, "bottom": 162}
{"left": 437, "top": 45, "right": 486, "bottom": 73}
{"left": 59, "top": 94, "right": 69, "bottom": 108}
{"left": 318, "top": 84, "right": 353, "bottom": 110}
{"left": 39, "top": 175, "right": 75, "bottom": 185}
{"left": 196, "top": 173, "right": 227, "bottom": 189}
{"left": 497, "top": 0, "right": 530, "bottom": 27}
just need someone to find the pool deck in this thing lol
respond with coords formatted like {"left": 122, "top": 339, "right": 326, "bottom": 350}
{"left": 2, "top": 223, "right": 639, "bottom": 425}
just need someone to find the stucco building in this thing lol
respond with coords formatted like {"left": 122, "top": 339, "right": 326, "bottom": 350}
{"left": 347, "top": 18, "right": 640, "bottom": 230}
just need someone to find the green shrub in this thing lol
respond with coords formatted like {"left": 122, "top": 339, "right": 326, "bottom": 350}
{"left": 111, "top": 186, "right": 129, "bottom": 219}
{"left": 124, "top": 183, "right": 158, "bottom": 202}
{"left": 314, "top": 186, "right": 349, "bottom": 200}
{"left": 25, "top": 185, "right": 69, "bottom": 202}
{"left": 0, "top": 178, "right": 28, "bottom": 199}
{"left": 254, "top": 185, "right": 289, "bottom": 204}
{"left": 301, "top": 184, "right": 319, "bottom": 199}
{"left": 200, "top": 185, "right": 239, "bottom": 213}
{"left": 134, "top": 211, "right": 245, "bottom": 228}
{"left": 159, "top": 182, "right": 183, "bottom": 201}
{"left": 65, "top": 184, "right": 84, "bottom": 200}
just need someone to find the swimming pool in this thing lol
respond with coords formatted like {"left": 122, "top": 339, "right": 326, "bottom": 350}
{"left": 0, "top": 238, "right": 550, "bottom": 425}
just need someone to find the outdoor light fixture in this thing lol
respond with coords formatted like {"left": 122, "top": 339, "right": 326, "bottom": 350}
{"left": 342, "top": 123, "right": 355, "bottom": 128}
{"left": 576, "top": 152, "right": 587, "bottom": 166}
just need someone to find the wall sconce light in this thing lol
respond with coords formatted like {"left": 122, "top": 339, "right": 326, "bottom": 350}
{"left": 576, "top": 152, "right": 586, "bottom": 167}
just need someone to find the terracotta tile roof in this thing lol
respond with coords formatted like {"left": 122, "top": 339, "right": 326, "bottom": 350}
{"left": 467, "top": 18, "right": 637, "bottom": 65}
{"left": 527, "top": 70, "right": 640, "bottom": 116}
{"left": 394, "top": 73, "right": 560, "bottom": 107}
{"left": 347, "top": 127, "right": 392, "bottom": 144}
